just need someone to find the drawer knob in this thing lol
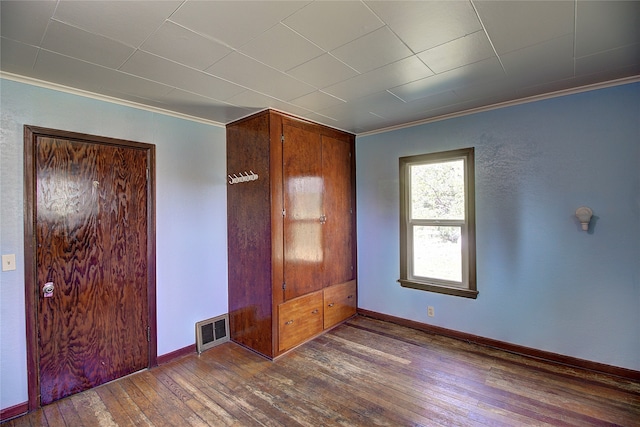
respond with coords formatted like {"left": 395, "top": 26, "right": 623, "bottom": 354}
{"left": 285, "top": 320, "right": 294, "bottom": 325}
{"left": 327, "top": 303, "right": 335, "bottom": 307}
{"left": 347, "top": 294, "right": 353, "bottom": 299}
{"left": 311, "top": 309, "right": 319, "bottom": 314}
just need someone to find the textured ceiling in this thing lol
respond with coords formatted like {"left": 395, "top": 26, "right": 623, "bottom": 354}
{"left": 1, "top": 1, "right": 639, "bottom": 135}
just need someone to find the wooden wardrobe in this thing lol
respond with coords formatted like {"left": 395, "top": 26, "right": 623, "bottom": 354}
{"left": 227, "top": 110, "right": 357, "bottom": 359}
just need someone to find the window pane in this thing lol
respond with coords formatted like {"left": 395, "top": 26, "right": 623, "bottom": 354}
{"left": 411, "top": 160, "right": 464, "bottom": 220}
{"left": 413, "top": 225, "right": 461, "bottom": 282}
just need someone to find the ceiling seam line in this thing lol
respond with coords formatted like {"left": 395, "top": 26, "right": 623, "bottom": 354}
{"left": 469, "top": 0, "right": 506, "bottom": 74}
{"left": 573, "top": 0, "right": 578, "bottom": 77}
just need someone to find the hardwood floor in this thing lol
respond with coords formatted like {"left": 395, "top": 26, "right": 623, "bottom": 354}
{"left": 6, "top": 316, "right": 640, "bottom": 426}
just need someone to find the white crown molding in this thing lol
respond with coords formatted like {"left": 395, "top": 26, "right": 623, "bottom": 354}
{"left": 356, "top": 75, "right": 640, "bottom": 137}
{"left": 0, "top": 71, "right": 226, "bottom": 128}
{"left": 3, "top": 71, "right": 638, "bottom": 137}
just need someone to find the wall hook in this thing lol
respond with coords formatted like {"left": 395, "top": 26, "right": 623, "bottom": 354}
{"left": 228, "top": 170, "right": 259, "bottom": 185}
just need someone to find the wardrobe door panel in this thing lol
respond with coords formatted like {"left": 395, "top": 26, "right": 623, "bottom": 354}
{"left": 283, "top": 124, "right": 324, "bottom": 300}
{"left": 322, "top": 135, "right": 354, "bottom": 287}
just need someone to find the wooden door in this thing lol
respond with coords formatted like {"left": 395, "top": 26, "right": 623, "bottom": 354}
{"left": 321, "top": 135, "right": 354, "bottom": 287}
{"left": 282, "top": 123, "right": 324, "bottom": 300}
{"left": 31, "top": 133, "right": 152, "bottom": 405}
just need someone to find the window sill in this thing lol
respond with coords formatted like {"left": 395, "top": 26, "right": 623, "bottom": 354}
{"left": 398, "top": 279, "right": 478, "bottom": 299}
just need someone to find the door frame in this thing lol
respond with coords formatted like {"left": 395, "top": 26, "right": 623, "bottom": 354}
{"left": 23, "top": 125, "right": 157, "bottom": 410}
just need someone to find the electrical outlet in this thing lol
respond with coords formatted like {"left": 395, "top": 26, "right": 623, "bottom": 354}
{"left": 427, "top": 306, "right": 434, "bottom": 317}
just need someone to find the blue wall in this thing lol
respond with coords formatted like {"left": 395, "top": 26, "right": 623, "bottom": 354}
{"left": 0, "top": 78, "right": 228, "bottom": 410}
{"left": 356, "top": 83, "right": 640, "bottom": 370}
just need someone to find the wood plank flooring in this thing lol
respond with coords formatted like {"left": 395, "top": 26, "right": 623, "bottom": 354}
{"left": 6, "top": 316, "right": 640, "bottom": 426}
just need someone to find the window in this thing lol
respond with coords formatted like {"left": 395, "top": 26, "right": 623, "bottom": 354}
{"left": 399, "top": 148, "right": 477, "bottom": 298}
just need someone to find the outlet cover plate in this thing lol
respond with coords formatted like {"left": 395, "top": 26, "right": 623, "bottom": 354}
{"left": 2, "top": 254, "right": 17, "bottom": 271}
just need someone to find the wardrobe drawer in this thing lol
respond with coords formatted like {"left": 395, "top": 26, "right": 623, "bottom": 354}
{"left": 323, "top": 280, "right": 357, "bottom": 329}
{"left": 278, "top": 291, "right": 323, "bottom": 352}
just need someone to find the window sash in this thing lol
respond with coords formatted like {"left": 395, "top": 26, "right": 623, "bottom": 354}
{"left": 409, "top": 159, "right": 466, "bottom": 221}
{"left": 407, "top": 222, "right": 468, "bottom": 287}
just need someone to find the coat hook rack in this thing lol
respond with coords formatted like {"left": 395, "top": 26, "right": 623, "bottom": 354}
{"left": 228, "top": 170, "right": 259, "bottom": 185}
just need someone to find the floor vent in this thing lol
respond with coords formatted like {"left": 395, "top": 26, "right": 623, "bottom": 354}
{"left": 196, "top": 314, "right": 229, "bottom": 354}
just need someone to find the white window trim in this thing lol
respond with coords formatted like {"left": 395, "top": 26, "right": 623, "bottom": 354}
{"left": 398, "top": 148, "right": 477, "bottom": 299}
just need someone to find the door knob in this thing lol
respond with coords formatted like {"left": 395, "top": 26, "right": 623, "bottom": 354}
{"left": 43, "top": 282, "right": 55, "bottom": 298}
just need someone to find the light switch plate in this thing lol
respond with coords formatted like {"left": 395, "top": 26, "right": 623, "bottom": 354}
{"left": 2, "top": 254, "right": 17, "bottom": 271}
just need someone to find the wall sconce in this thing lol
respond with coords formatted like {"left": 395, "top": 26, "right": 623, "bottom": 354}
{"left": 575, "top": 206, "right": 593, "bottom": 231}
